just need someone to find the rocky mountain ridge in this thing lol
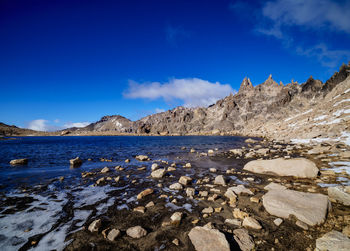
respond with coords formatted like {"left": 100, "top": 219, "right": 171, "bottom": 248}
{"left": 63, "top": 63, "right": 350, "bottom": 145}
{"left": 2, "top": 63, "right": 350, "bottom": 145}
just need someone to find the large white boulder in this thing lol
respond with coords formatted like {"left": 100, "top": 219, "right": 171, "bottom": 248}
{"left": 243, "top": 158, "right": 318, "bottom": 178}
{"left": 262, "top": 189, "right": 329, "bottom": 226}
{"left": 316, "top": 230, "right": 350, "bottom": 251}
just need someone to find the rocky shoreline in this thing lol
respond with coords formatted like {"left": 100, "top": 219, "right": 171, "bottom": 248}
{"left": 2, "top": 138, "right": 349, "bottom": 250}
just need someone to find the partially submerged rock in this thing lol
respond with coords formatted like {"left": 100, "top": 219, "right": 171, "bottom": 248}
{"left": 101, "top": 167, "right": 110, "bottom": 173}
{"left": 328, "top": 186, "right": 350, "bottom": 206}
{"left": 70, "top": 157, "right": 82, "bottom": 167}
{"left": 169, "top": 183, "right": 183, "bottom": 190}
{"left": 214, "top": 175, "right": 226, "bottom": 186}
{"left": 10, "top": 158, "right": 28, "bottom": 166}
{"left": 179, "top": 176, "right": 192, "bottom": 186}
{"left": 135, "top": 155, "right": 149, "bottom": 161}
{"left": 126, "top": 226, "right": 147, "bottom": 239}
{"left": 316, "top": 230, "right": 350, "bottom": 251}
{"left": 188, "top": 226, "right": 230, "bottom": 251}
{"left": 262, "top": 189, "right": 329, "bottom": 226}
{"left": 244, "top": 158, "right": 319, "bottom": 178}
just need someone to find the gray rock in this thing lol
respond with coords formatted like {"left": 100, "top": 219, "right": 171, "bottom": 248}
{"left": 126, "top": 226, "right": 147, "bottom": 238}
{"left": 151, "top": 168, "right": 166, "bottom": 178}
{"left": 170, "top": 212, "right": 182, "bottom": 224}
{"left": 202, "top": 207, "right": 214, "bottom": 214}
{"left": 135, "top": 155, "right": 149, "bottom": 161}
{"left": 107, "top": 228, "right": 120, "bottom": 241}
{"left": 88, "top": 219, "right": 101, "bottom": 233}
{"left": 244, "top": 158, "right": 319, "bottom": 178}
{"left": 263, "top": 189, "right": 329, "bottom": 226}
{"left": 225, "top": 218, "right": 242, "bottom": 226}
{"left": 188, "top": 226, "right": 230, "bottom": 251}
{"left": 214, "top": 175, "right": 226, "bottom": 186}
{"left": 186, "top": 187, "right": 195, "bottom": 197}
{"left": 179, "top": 176, "right": 192, "bottom": 186}
{"left": 233, "top": 228, "right": 255, "bottom": 251}
{"left": 9, "top": 158, "right": 28, "bottom": 165}
{"left": 151, "top": 163, "right": 159, "bottom": 171}
{"left": 316, "top": 230, "right": 350, "bottom": 251}
{"left": 101, "top": 167, "right": 110, "bottom": 173}
{"left": 273, "top": 218, "right": 283, "bottom": 226}
{"left": 328, "top": 186, "right": 350, "bottom": 206}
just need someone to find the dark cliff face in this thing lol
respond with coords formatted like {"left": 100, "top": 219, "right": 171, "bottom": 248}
{"left": 60, "top": 63, "right": 350, "bottom": 135}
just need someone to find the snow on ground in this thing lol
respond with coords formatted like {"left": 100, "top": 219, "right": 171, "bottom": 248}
{"left": 334, "top": 98, "right": 350, "bottom": 107}
{"left": 284, "top": 109, "right": 312, "bottom": 122}
{"left": 314, "top": 115, "right": 328, "bottom": 121}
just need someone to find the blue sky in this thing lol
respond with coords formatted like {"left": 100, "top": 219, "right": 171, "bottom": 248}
{"left": 1, "top": 0, "right": 349, "bottom": 131}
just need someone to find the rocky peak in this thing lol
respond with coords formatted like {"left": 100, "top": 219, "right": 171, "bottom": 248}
{"left": 263, "top": 74, "right": 278, "bottom": 86}
{"left": 322, "top": 62, "right": 350, "bottom": 93}
{"left": 238, "top": 77, "right": 253, "bottom": 94}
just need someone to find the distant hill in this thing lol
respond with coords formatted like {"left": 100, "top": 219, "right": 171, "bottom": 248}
{"left": 0, "top": 122, "right": 39, "bottom": 136}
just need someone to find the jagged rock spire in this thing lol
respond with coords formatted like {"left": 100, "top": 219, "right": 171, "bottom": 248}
{"left": 263, "top": 74, "right": 278, "bottom": 86}
{"left": 238, "top": 77, "right": 253, "bottom": 94}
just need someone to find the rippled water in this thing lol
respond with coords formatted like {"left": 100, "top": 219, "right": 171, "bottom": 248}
{"left": 0, "top": 136, "right": 247, "bottom": 191}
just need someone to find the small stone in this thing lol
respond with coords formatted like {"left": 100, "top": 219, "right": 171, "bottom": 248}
{"left": 192, "top": 219, "right": 199, "bottom": 224}
{"left": 214, "top": 175, "right": 226, "bottom": 186}
{"left": 151, "top": 168, "right": 166, "bottom": 178}
{"left": 133, "top": 206, "right": 145, "bottom": 213}
{"left": 208, "top": 149, "right": 214, "bottom": 154}
{"left": 170, "top": 183, "right": 183, "bottom": 190}
{"left": 179, "top": 176, "right": 192, "bottom": 186}
{"left": 170, "top": 212, "right": 183, "bottom": 224}
{"left": 243, "top": 217, "right": 262, "bottom": 230}
{"left": 114, "top": 176, "right": 120, "bottom": 182}
{"left": 229, "top": 185, "right": 253, "bottom": 195}
{"left": 199, "top": 191, "right": 208, "bottom": 197}
{"left": 186, "top": 187, "right": 195, "bottom": 197}
{"left": 69, "top": 157, "right": 82, "bottom": 167}
{"left": 125, "top": 159, "right": 130, "bottom": 163}
{"left": 59, "top": 176, "right": 64, "bottom": 182}
{"left": 101, "top": 167, "right": 110, "bottom": 173}
{"left": 138, "top": 166, "right": 146, "bottom": 170}
{"left": 250, "top": 197, "right": 259, "bottom": 203}
{"left": 214, "top": 207, "right": 222, "bottom": 213}
{"left": 135, "top": 155, "right": 149, "bottom": 161}
{"left": 168, "top": 167, "right": 176, "bottom": 171}
{"left": 208, "top": 194, "right": 218, "bottom": 201}
{"left": 107, "top": 229, "right": 120, "bottom": 241}
{"left": 210, "top": 168, "right": 217, "bottom": 173}
{"left": 225, "top": 219, "right": 242, "bottom": 226}
{"left": 96, "top": 177, "right": 106, "bottom": 185}
{"left": 296, "top": 220, "right": 308, "bottom": 230}
{"left": 88, "top": 219, "right": 101, "bottom": 233}
{"left": 190, "top": 148, "right": 196, "bottom": 153}
{"left": 137, "top": 188, "right": 154, "bottom": 200}
{"left": 145, "top": 201, "right": 155, "bottom": 208}
{"left": 151, "top": 163, "right": 159, "bottom": 171}
{"left": 172, "top": 238, "right": 179, "bottom": 246}
{"left": 185, "top": 163, "right": 192, "bottom": 168}
{"left": 102, "top": 228, "right": 110, "bottom": 238}
{"left": 233, "top": 208, "right": 249, "bottom": 219}
{"left": 273, "top": 218, "right": 283, "bottom": 226}
{"left": 202, "top": 207, "right": 214, "bottom": 214}
{"left": 126, "top": 226, "right": 147, "bottom": 239}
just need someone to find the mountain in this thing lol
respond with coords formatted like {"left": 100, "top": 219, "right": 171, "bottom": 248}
{"left": 0, "top": 122, "right": 40, "bottom": 136}
{"left": 4, "top": 63, "right": 350, "bottom": 145}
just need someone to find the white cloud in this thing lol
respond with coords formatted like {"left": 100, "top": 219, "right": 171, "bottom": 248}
{"left": 27, "top": 119, "right": 90, "bottom": 131}
{"left": 64, "top": 122, "right": 90, "bottom": 128}
{"left": 124, "top": 78, "right": 235, "bottom": 107}
{"left": 261, "top": 0, "right": 350, "bottom": 34}
{"left": 27, "top": 119, "right": 50, "bottom": 131}
{"left": 155, "top": 108, "right": 165, "bottom": 113}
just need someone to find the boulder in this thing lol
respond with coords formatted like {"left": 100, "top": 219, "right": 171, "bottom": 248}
{"left": 137, "top": 188, "right": 154, "bottom": 200}
{"left": 188, "top": 226, "right": 230, "bottom": 251}
{"left": 328, "top": 186, "right": 350, "bottom": 206}
{"left": 135, "top": 155, "right": 149, "bottom": 161}
{"left": 151, "top": 168, "right": 166, "bottom": 178}
{"left": 233, "top": 228, "right": 255, "bottom": 251}
{"left": 9, "top": 158, "right": 28, "bottom": 165}
{"left": 126, "top": 226, "right": 147, "bottom": 239}
{"left": 214, "top": 175, "right": 226, "bottom": 186}
{"left": 169, "top": 183, "right": 183, "bottom": 190}
{"left": 316, "top": 230, "right": 350, "bottom": 251}
{"left": 244, "top": 158, "right": 319, "bottom": 178}
{"left": 69, "top": 157, "right": 82, "bottom": 167}
{"left": 262, "top": 189, "right": 329, "bottom": 226}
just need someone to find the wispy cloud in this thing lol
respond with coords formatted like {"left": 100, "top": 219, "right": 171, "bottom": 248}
{"left": 27, "top": 119, "right": 90, "bottom": 131}
{"left": 124, "top": 78, "right": 235, "bottom": 107}
{"left": 231, "top": 0, "right": 350, "bottom": 68}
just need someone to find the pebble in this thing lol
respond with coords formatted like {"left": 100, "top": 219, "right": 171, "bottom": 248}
{"left": 126, "top": 226, "right": 147, "bottom": 239}
{"left": 107, "top": 229, "right": 120, "bottom": 241}
{"left": 88, "top": 219, "right": 101, "bottom": 233}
